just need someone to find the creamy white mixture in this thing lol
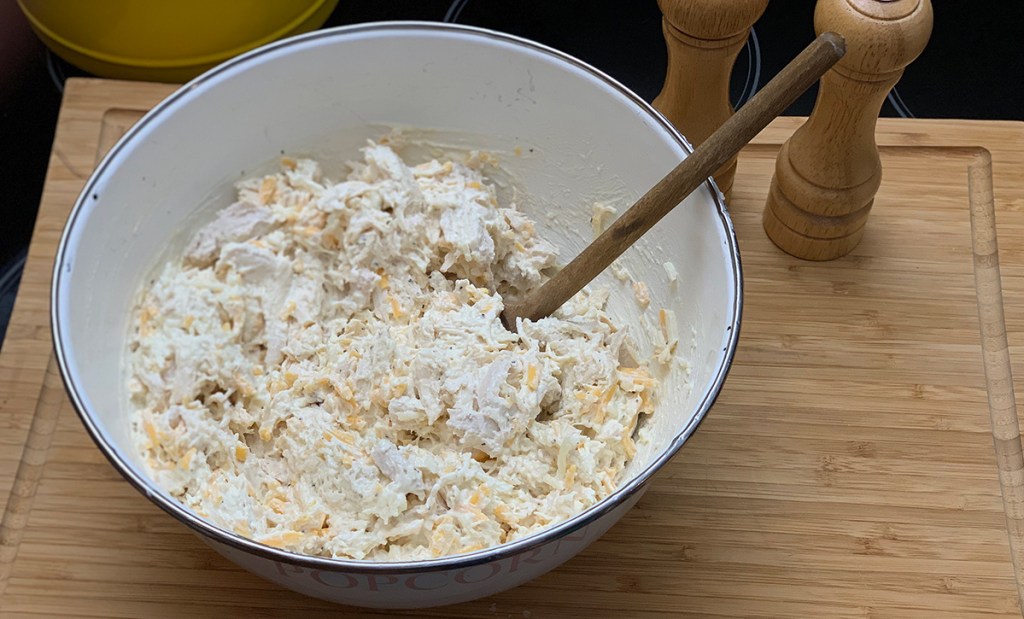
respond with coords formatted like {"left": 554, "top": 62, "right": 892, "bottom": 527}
{"left": 128, "top": 143, "right": 656, "bottom": 560}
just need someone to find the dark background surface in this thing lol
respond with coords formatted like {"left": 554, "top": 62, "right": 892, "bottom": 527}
{"left": 1, "top": 0, "right": 1021, "bottom": 345}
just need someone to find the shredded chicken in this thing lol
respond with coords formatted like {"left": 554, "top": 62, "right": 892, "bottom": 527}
{"left": 128, "top": 143, "right": 657, "bottom": 561}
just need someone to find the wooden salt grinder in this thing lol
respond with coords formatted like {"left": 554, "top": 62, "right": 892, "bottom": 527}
{"left": 653, "top": 0, "right": 769, "bottom": 202}
{"left": 763, "top": 0, "right": 933, "bottom": 260}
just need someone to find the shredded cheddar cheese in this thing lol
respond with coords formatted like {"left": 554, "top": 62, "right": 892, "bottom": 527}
{"left": 388, "top": 295, "right": 403, "bottom": 318}
{"left": 179, "top": 447, "right": 196, "bottom": 470}
{"left": 526, "top": 364, "right": 538, "bottom": 391}
{"left": 128, "top": 142, "right": 663, "bottom": 562}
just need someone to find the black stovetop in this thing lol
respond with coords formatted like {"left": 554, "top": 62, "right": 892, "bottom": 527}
{"left": 1, "top": 0, "right": 1021, "bottom": 344}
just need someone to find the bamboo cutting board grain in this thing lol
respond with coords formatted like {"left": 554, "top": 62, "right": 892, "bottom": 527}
{"left": 2, "top": 78, "right": 1024, "bottom": 617}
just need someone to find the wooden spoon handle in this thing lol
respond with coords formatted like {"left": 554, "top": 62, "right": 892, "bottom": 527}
{"left": 502, "top": 31, "right": 846, "bottom": 328}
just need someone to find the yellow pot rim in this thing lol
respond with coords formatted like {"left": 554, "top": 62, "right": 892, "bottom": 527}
{"left": 17, "top": 0, "right": 337, "bottom": 69}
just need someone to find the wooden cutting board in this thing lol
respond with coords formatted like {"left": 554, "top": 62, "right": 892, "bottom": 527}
{"left": 2, "top": 78, "right": 1024, "bottom": 618}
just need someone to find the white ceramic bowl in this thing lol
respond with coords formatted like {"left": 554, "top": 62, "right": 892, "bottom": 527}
{"left": 52, "top": 22, "right": 741, "bottom": 608}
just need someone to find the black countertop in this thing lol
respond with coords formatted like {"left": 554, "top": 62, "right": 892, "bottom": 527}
{"left": 1, "top": 0, "right": 1021, "bottom": 344}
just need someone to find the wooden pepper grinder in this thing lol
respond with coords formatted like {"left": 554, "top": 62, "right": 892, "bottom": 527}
{"left": 653, "top": 0, "right": 769, "bottom": 202}
{"left": 763, "top": 0, "right": 933, "bottom": 260}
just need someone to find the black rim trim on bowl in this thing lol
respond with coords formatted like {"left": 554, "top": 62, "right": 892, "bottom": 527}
{"left": 51, "top": 21, "right": 743, "bottom": 575}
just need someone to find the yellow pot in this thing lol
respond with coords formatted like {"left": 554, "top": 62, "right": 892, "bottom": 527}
{"left": 18, "top": 0, "right": 340, "bottom": 83}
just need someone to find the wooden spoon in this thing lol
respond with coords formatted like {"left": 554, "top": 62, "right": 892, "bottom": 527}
{"left": 501, "top": 32, "right": 846, "bottom": 330}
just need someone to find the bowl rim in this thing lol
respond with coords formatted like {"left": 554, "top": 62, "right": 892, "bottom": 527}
{"left": 51, "top": 20, "right": 743, "bottom": 575}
